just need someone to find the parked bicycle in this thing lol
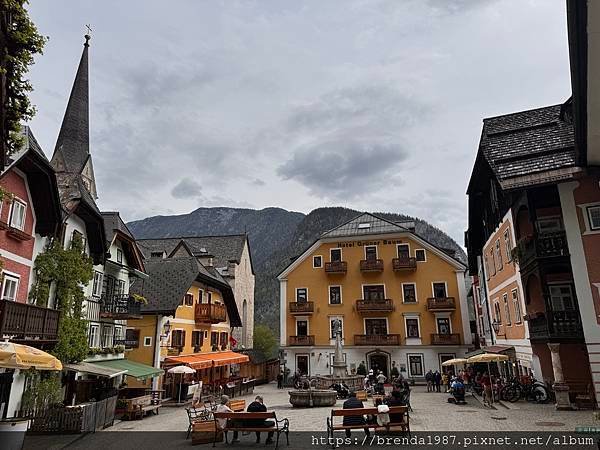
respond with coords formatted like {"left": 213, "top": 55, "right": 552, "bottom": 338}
{"left": 500, "top": 377, "right": 549, "bottom": 403}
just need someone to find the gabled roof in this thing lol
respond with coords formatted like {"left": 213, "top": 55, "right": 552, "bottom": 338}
{"left": 101, "top": 212, "right": 145, "bottom": 272}
{"left": 101, "top": 211, "right": 134, "bottom": 243}
{"left": 474, "top": 103, "right": 579, "bottom": 190}
{"left": 131, "top": 256, "right": 241, "bottom": 326}
{"left": 137, "top": 234, "right": 250, "bottom": 271}
{"left": 321, "top": 212, "right": 408, "bottom": 239}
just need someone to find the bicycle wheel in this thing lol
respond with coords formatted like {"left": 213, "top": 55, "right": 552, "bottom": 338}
{"left": 532, "top": 386, "right": 549, "bottom": 403}
{"left": 503, "top": 385, "right": 520, "bottom": 402}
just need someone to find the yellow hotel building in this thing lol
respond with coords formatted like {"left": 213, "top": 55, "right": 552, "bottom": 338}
{"left": 127, "top": 256, "right": 247, "bottom": 392}
{"left": 278, "top": 213, "right": 471, "bottom": 380}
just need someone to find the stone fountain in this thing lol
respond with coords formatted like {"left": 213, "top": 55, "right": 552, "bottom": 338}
{"left": 288, "top": 319, "right": 363, "bottom": 407}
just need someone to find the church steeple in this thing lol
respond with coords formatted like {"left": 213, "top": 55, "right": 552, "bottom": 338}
{"left": 51, "top": 33, "right": 97, "bottom": 199}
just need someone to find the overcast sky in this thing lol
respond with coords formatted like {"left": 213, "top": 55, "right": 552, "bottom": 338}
{"left": 25, "top": 0, "right": 571, "bottom": 244}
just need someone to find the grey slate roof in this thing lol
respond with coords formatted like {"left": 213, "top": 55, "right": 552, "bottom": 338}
{"left": 51, "top": 38, "right": 90, "bottom": 175}
{"left": 321, "top": 212, "right": 408, "bottom": 239}
{"left": 101, "top": 211, "right": 134, "bottom": 244}
{"left": 55, "top": 172, "right": 101, "bottom": 215}
{"left": 479, "top": 104, "right": 577, "bottom": 185}
{"left": 137, "top": 235, "right": 248, "bottom": 269}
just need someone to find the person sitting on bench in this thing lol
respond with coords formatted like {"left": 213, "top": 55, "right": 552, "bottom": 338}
{"left": 215, "top": 395, "right": 239, "bottom": 443}
{"left": 246, "top": 395, "right": 275, "bottom": 444}
{"left": 342, "top": 391, "right": 370, "bottom": 438}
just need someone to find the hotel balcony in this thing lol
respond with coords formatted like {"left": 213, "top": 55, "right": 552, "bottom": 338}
{"left": 430, "top": 333, "right": 461, "bottom": 345}
{"left": 355, "top": 299, "right": 394, "bottom": 314}
{"left": 392, "top": 257, "right": 417, "bottom": 271}
{"left": 289, "top": 335, "right": 315, "bottom": 346}
{"left": 325, "top": 261, "right": 348, "bottom": 274}
{"left": 527, "top": 310, "right": 583, "bottom": 342}
{"left": 426, "top": 297, "right": 456, "bottom": 311}
{"left": 516, "top": 232, "right": 569, "bottom": 270}
{"left": 195, "top": 303, "right": 227, "bottom": 324}
{"left": 360, "top": 259, "right": 384, "bottom": 272}
{"left": 289, "top": 301, "right": 314, "bottom": 314}
{"left": 354, "top": 334, "right": 400, "bottom": 346}
{"left": 0, "top": 299, "right": 60, "bottom": 342}
{"left": 100, "top": 294, "right": 143, "bottom": 320}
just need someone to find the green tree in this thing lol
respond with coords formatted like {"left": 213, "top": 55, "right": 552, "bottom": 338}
{"left": 29, "top": 234, "right": 93, "bottom": 363}
{"left": 253, "top": 324, "right": 278, "bottom": 359}
{"left": 1, "top": 0, "right": 47, "bottom": 161}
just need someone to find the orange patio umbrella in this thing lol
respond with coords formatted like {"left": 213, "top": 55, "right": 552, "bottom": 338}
{"left": 0, "top": 341, "right": 63, "bottom": 371}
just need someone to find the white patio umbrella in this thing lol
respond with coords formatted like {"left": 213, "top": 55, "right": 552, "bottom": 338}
{"left": 168, "top": 365, "right": 195, "bottom": 404}
{"left": 441, "top": 358, "right": 468, "bottom": 367}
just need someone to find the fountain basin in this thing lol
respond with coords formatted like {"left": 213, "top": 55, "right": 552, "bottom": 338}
{"left": 288, "top": 390, "right": 337, "bottom": 407}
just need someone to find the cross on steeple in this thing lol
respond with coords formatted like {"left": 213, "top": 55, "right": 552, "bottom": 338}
{"left": 84, "top": 25, "right": 92, "bottom": 46}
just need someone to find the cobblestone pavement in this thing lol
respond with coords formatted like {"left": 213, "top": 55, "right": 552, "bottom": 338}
{"left": 107, "top": 382, "right": 596, "bottom": 433}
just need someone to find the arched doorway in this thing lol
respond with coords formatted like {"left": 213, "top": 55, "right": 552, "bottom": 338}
{"left": 366, "top": 350, "right": 391, "bottom": 377}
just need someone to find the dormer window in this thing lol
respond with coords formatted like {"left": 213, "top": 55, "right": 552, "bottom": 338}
{"left": 150, "top": 251, "right": 164, "bottom": 258}
{"left": 116, "top": 248, "right": 123, "bottom": 264}
{"left": 358, "top": 223, "right": 371, "bottom": 229}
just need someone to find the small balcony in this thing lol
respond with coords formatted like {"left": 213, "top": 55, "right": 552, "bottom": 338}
{"left": 427, "top": 297, "right": 456, "bottom": 311}
{"left": 354, "top": 334, "right": 400, "bottom": 346}
{"left": 289, "top": 335, "right": 315, "bottom": 346}
{"left": 527, "top": 310, "right": 584, "bottom": 342}
{"left": 325, "top": 261, "right": 348, "bottom": 274}
{"left": 195, "top": 303, "right": 227, "bottom": 324}
{"left": 360, "top": 259, "right": 384, "bottom": 272}
{"left": 0, "top": 299, "right": 60, "bottom": 341}
{"left": 392, "top": 257, "right": 417, "bottom": 271}
{"left": 6, "top": 226, "right": 33, "bottom": 241}
{"left": 114, "top": 338, "right": 139, "bottom": 349}
{"left": 100, "top": 294, "right": 142, "bottom": 320}
{"left": 515, "top": 232, "right": 569, "bottom": 269}
{"left": 431, "top": 333, "right": 461, "bottom": 345}
{"left": 355, "top": 299, "right": 394, "bottom": 314}
{"left": 289, "top": 301, "right": 314, "bottom": 314}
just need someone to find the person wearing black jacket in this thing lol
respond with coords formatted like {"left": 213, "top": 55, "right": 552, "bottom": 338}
{"left": 246, "top": 396, "right": 275, "bottom": 444}
{"left": 342, "top": 392, "right": 370, "bottom": 438}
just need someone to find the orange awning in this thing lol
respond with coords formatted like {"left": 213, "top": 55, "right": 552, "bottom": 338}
{"left": 164, "top": 351, "right": 249, "bottom": 370}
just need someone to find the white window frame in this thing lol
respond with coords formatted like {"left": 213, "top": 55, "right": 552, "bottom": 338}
{"left": 435, "top": 316, "right": 453, "bottom": 334}
{"left": 144, "top": 336, "right": 152, "bottom": 347}
{"left": 92, "top": 271, "right": 103, "bottom": 297}
{"left": 586, "top": 205, "right": 600, "bottom": 232}
{"left": 1, "top": 272, "right": 19, "bottom": 302}
{"left": 330, "top": 248, "right": 342, "bottom": 262}
{"left": 512, "top": 288, "right": 522, "bottom": 324}
{"left": 397, "top": 243, "right": 410, "bottom": 258}
{"left": 9, "top": 198, "right": 26, "bottom": 231}
{"left": 116, "top": 248, "right": 123, "bottom": 264}
{"left": 503, "top": 293, "right": 511, "bottom": 326}
{"left": 88, "top": 324, "right": 99, "bottom": 347}
{"left": 113, "top": 325, "right": 123, "bottom": 341}
{"left": 364, "top": 245, "right": 378, "bottom": 259}
{"left": 504, "top": 230, "right": 512, "bottom": 262}
{"left": 361, "top": 283, "right": 386, "bottom": 300}
{"left": 198, "top": 289, "right": 204, "bottom": 304}
{"left": 407, "top": 353, "right": 424, "bottom": 377}
{"left": 296, "top": 287, "right": 308, "bottom": 302}
{"left": 493, "top": 299, "right": 502, "bottom": 324}
{"left": 431, "top": 281, "right": 448, "bottom": 299}
{"left": 295, "top": 317, "right": 309, "bottom": 336}
{"left": 328, "top": 285, "right": 342, "bottom": 305}
{"left": 404, "top": 316, "right": 421, "bottom": 339}
{"left": 548, "top": 283, "right": 576, "bottom": 311}
{"left": 329, "top": 316, "right": 344, "bottom": 340}
{"left": 313, "top": 255, "right": 323, "bottom": 268}
{"left": 536, "top": 216, "right": 563, "bottom": 233}
{"left": 495, "top": 239, "right": 503, "bottom": 271}
{"left": 401, "top": 282, "right": 418, "bottom": 303}
{"left": 363, "top": 317, "right": 389, "bottom": 335}
{"left": 101, "top": 324, "right": 113, "bottom": 348}
{"left": 295, "top": 353, "right": 310, "bottom": 376}
{"left": 415, "top": 249, "right": 427, "bottom": 262}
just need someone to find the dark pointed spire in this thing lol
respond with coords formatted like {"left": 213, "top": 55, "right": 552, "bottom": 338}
{"left": 51, "top": 34, "right": 90, "bottom": 174}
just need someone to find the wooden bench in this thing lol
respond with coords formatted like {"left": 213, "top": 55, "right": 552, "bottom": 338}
{"left": 124, "top": 394, "right": 161, "bottom": 420}
{"left": 213, "top": 411, "right": 289, "bottom": 449}
{"left": 327, "top": 406, "right": 409, "bottom": 446}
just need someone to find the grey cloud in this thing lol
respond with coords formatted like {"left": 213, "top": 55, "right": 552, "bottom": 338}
{"left": 250, "top": 178, "right": 266, "bottom": 187}
{"left": 171, "top": 178, "right": 203, "bottom": 199}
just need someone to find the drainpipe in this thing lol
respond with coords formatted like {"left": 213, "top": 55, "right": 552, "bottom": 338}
{"left": 152, "top": 314, "right": 162, "bottom": 391}
{"left": 479, "top": 255, "right": 495, "bottom": 346}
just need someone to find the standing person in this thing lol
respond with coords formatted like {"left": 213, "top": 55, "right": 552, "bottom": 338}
{"left": 425, "top": 370, "right": 433, "bottom": 392}
{"left": 376, "top": 371, "right": 387, "bottom": 394}
{"left": 215, "top": 395, "right": 239, "bottom": 443}
{"left": 481, "top": 372, "right": 493, "bottom": 407}
{"left": 433, "top": 370, "right": 442, "bottom": 393}
{"left": 277, "top": 371, "right": 284, "bottom": 389}
{"left": 342, "top": 392, "right": 370, "bottom": 438}
{"left": 246, "top": 395, "right": 275, "bottom": 444}
{"left": 441, "top": 372, "right": 449, "bottom": 393}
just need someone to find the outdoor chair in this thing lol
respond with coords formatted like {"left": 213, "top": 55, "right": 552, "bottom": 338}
{"left": 187, "top": 407, "right": 211, "bottom": 439}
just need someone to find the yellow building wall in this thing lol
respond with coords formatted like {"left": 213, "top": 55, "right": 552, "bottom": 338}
{"left": 284, "top": 236, "right": 464, "bottom": 346}
{"left": 125, "top": 314, "right": 158, "bottom": 388}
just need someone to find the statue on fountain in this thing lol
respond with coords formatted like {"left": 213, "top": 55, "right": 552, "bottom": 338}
{"left": 331, "top": 318, "right": 347, "bottom": 378}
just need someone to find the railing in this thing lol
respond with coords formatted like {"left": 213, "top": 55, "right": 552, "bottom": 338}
{"left": 195, "top": 303, "right": 227, "bottom": 323}
{"left": 114, "top": 338, "right": 139, "bottom": 348}
{"left": 100, "top": 294, "right": 142, "bottom": 319}
{"left": 426, "top": 297, "right": 456, "bottom": 311}
{"left": 528, "top": 310, "right": 583, "bottom": 340}
{"left": 324, "top": 261, "right": 348, "bottom": 274}
{"left": 430, "top": 333, "right": 461, "bottom": 345}
{"left": 0, "top": 299, "right": 60, "bottom": 340}
{"left": 360, "top": 259, "right": 384, "bottom": 272}
{"left": 354, "top": 334, "right": 400, "bottom": 346}
{"left": 392, "top": 257, "right": 417, "bottom": 271}
{"left": 289, "top": 301, "right": 314, "bottom": 313}
{"left": 289, "top": 335, "right": 315, "bottom": 346}
{"left": 355, "top": 299, "right": 394, "bottom": 313}
{"left": 516, "top": 232, "right": 569, "bottom": 268}
{"left": 167, "top": 347, "right": 182, "bottom": 356}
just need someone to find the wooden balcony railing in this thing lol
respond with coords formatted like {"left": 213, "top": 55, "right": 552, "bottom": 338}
{"left": 426, "top": 297, "right": 456, "bottom": 311}
{"left": 392, "top": 257, "right": 417, "bottom": 271}
{"left": 325, "top": 261, "right": 348, "bottom": 274}
{"left": 195, "top": 303, "right": 227, "bottom": 324}
{"left": 354, "top": 334, "right": 400, "bottom": 346}
{"left": 167, "top": 347, "right": 182, "bottom": 356}
{"left": 430, "top": 333, "right": 461, "bottom": 345}
{"left": 114, "top": 338, "right": 139, "bottom": 349}
{"left": 0, "top": 299, "right": 60, "bottom": 341}
{"left": 288, "top": 335, "right": 315, "bottom": 346}
{"left": 289, "top": 301, "right": 314, "bottom": 314}
{"left": 516, "top": 232, "right": 569, "bottom": 269}
{"left": 360, "top": 259, "right": 384, "bottom": 272}
{"left": 527, "top": 310, "right": 583, "bottom": 341}
{"left": 100, "top": 294, "right": 142, "bottom": 319}
{"left": 355, "top": 299, "right": 394, "bottom": 313}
